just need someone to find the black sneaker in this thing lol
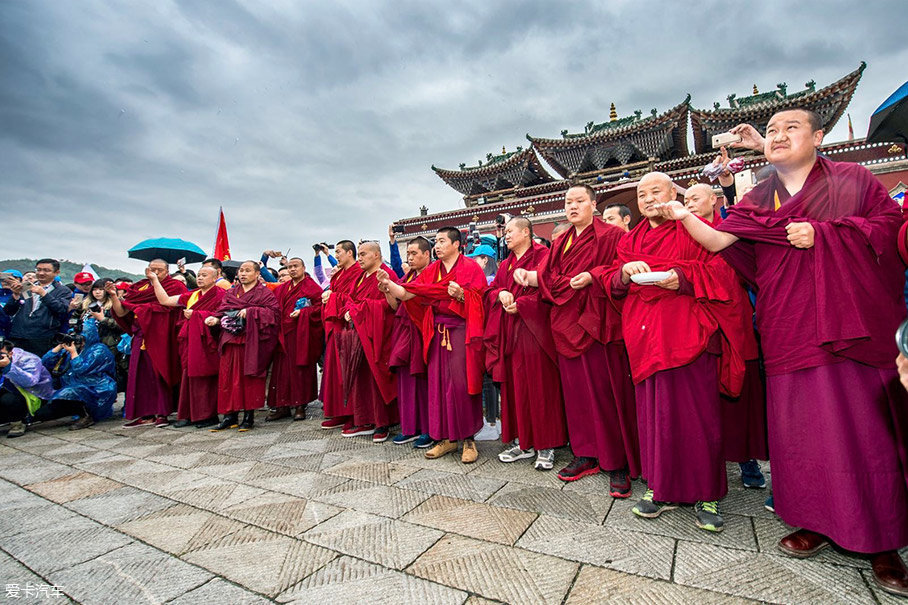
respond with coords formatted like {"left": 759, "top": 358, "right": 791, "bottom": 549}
{"left": 172, "top": 419, "right": 193, "bottom": 428}
{"left": 694, "top": 500, "right": 724, "bottom": 532}
{"left": 69, "top": 416, "right": 95, "bottom": 431}
{"left": 609, "top": 468, "right": 632, "bottom": 498}
{"left": 194, "top": 416, "right": 219, "bottom": 429}
{"left": 739, "top": 459, "right": 766, "bottom": 489}
{"left": 632, "top": 489, "right": 678, "bottom": 518}
{"left": 557, "top": 456, "right": 600, "bottom": 482}
{"left": 238, "top": 411, "right": 255, "bottom": 432}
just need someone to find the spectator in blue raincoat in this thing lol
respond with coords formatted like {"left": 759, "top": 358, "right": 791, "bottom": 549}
{"left": 38, "top": 318, "right": 116, "bottom": 430}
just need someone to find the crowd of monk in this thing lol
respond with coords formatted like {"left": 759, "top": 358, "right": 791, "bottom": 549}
{"left": 102, "top": 109, "right": 908, "bottom": 596}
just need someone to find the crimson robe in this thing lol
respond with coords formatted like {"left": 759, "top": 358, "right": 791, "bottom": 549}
{"left": 175, "top": 287, "right": 225, "bottom": 421}
{"left": 484, "top": 242, "right": 566, "bottom": 450}
{"left": 212, "top": 283, "right": 280, "bottom": 413}
{"left": 320, "top": 263, "right": 364, "bottom": 420}
{"left": 605, "top": 218, "right": 758, "bottom": 502}
{"left": 268, "top": 275, "right": 323, "bottom": 409}
{"left": 116, "top": 276, "right": 187, "bottom": 419}
{"left": 403, "top": 254, "right": 486, "bottom": 441}
{"left": 342, "top": 265, "right": 398, "bottom": 427}
{"left": 717, "top": 156, "right": 908, "bottom": 553}
{"left": 538, "top": 218, "right": 639, "bottom": 474}
{"left": 390, "top": 270, "right": 429, "bottom": 435}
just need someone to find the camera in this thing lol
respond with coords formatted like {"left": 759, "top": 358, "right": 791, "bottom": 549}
{"left": 391, "top": 224, "right": 406, "bottom": 234}
{"left": 312, "top": 242, "right": 334, "bottom": 253}
{"left": 89, "top": 301, "right": 103, "bottom": 312}
{"left": 53, "top": 333, "right": 85, "bottom": 347}
{"left": 495, "top": 213, "right": 512, "bottom": 226}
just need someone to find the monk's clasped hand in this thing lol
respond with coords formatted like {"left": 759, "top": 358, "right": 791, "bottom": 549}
{"left": 183, "top": 309, "right": 193, "bottom": 319}
{"left": 289, "top": 310, "right": 300, "bottom": 318}
{"left": 569, "top": 272, "right": 593, "bottom": 290}
{"left": 512, "top": 268, "right": 529, "bottom": 286}
{"left": 447, "top": 281, "right": 464, "bottom": 301}
{"left": 237, "top": 308, "right": 247, "bottom": 319}
{"left": 503, "top": 302, "right": 518, "bottom": 315}
{"left": 785, "top": 221, "right": 815, "bottom": 249}
{"left": 498, "top": 291, "right": 515, "bottom": 308}
{"left": 204, "top": 316, "right": 218, "bottom": 327}
{"left": 321, "top": 290, "right": 331, "bottom": 305}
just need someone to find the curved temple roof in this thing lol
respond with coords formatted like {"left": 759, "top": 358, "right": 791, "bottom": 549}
{"left": 431, "top": 146, "right": 555, "bottom": 198}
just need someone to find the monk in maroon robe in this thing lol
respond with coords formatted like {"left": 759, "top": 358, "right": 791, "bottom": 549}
{"left": 379, "top": 227, "right": 487, "bottom": 464}
{"left": 204, "top": 261, "right": 280, "bottom": 432}
{"left": 108, "top": 259, "right": 186, "bottom": 427}
{"left": 515, "top": 184, "right": 638, "bottom": 496}
{"left": 663, "top": 109, "right": 908, "bottom": 595}
{"left": 148, "top": 265, "right": 224, "bottom": 428}
{"left": 485, "top": 217, "right": 566, "bottom": 471}
{"left": 605, "top": 172, "right": 758, "bottom": 533}
{"left": 338, "top": 242, "right": 398, "bottom": 441}
{"left": 386, "top": 237, "right": 433, "bottom": 447}
{"left": 319, "top": 240, "right": 363, "bottom": 430}
{"left": 266, "top": 257, "right": 323, "bottom": 422}
{"left": 686, "top": 183, "right": 769, "bottom": 483}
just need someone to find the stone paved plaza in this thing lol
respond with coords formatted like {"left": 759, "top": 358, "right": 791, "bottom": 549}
{"left": 0, "top": 401, "right": 904, "bottom": 605}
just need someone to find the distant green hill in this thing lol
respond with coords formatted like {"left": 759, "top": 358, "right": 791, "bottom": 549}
{"left": 0, "top": 259, "right": 143, "bottom": 283}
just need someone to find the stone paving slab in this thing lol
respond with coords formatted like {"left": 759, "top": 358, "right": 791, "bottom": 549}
{"left": 25, "top": 470, "right": 123, "bottom": 503}
{"left": 517, "top": 514, "right": 676, "bottom": 580}
{"left": 402, "top": 495, "right": 538, "bottom": 546}
{"left": 565, "top": 564, "right": 757, "bottom": 604}
{"left": 395, "top": 468, "right": 506, "bottom": 503}
{"left": 278, "top": 555, "right": 467, "bottom": 604}
{"left": 312, "top": 480, "right": 431, "bottom": 518}
{"left": 673, "top": 541, "right": 876, "bottom": 605}
{"left": 64, "top": 485, "right": 176, "bottom": 526}
{"left": 222, "top": 492, "right": 344, "bottom": 537}
{"left": 167, "top": 578, "right": 273, "bottom": 605}
{"left": 181, "top": 525, "right": 338, "bottom": 597}
{"left": 49, "top": 542, "right": 213, "bottom": 605}
{"left": 407, "top": 534, "right": 579, "bottom": 604}
{"left": 488, "top": 481, "right": 611, "bottom": 524}
{"left": 116, "top": 503, "right": 247, "bottom": 555}
{"left": 303, "top": 509, "right": 444, "bottom": 569}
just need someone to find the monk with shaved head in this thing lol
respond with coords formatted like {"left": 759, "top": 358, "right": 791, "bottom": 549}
{"left": 109, "top": 258, "right": 187, "bottom": 427}
{"left": 683, "top": 184, "right": 720, "bottom": 223}
{"left": 604, "top": 172, "right": 757, "bottom": 533}
{"left": 337, "top": 242, "right": 399, "bottom": 441}
{"left": 148, "top": 265, "right": 225, "bottom": 428}
{"left": 204, "top": 261, "right": 280, "bottom": 431}
{"left": 660, "top": 108, "right": 908, "bottom": 594}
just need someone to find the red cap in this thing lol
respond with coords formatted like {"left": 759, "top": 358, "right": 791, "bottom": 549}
{"left": 115, "top": 281, "right": 130, "bottom": 291}
{"left": 73, "top": 272, "right": 94, "bottom": 284}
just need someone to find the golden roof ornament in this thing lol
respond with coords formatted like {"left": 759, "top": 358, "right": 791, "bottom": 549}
{"left": 610, "top": 103, "right": 618, "bottom": 122}
{"left": 502, "top": 146, "right": 506, "bottom": 154}
{"left": 753, "top": 84, "right": 759, "bottom": 95}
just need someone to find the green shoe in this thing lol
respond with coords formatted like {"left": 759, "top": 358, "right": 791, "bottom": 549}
{"left": 632, "top": 489, "right": 678, "bottom": 519}
{"left": 694, "top": 500, "right": 724, "bottom": 532}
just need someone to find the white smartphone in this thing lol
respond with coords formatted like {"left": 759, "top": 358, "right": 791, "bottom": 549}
{"left": 712, "top": 132, "right": 742, "bottom": 148}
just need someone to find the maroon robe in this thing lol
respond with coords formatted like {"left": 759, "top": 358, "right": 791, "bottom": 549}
{"left": 403, "top": 254, "right": 486, "bottom": 441}
{"left": 176, "top": 287, "right": 225, "bottom": 421}
{"left": 484, "top": 242, "right": 566, "bottom": 450}
{"left": 390, "top": 270, "right": 429, "bottom": 435}
{"left": 212, "top": 283, "right": 280, "bottom": 414}
{"left": 343, "top": 266, "right": 398, "bottom": 428}
{"left": 320, "top": 263, "right": 364, "bottom": 420}
{"left": 116, "top": 277, "right": 187, "bottom": 419}
{"left": 605, "top": 218, "right": 758, "bottom": 502}
{"left": 717, "top": 156, "right": 908, "bottom": 553}
{"left": 538, "top": 218, "right": 639, "bottom": 474}
{"left": 268, "top": 275, "right": 323, "bottom": 409}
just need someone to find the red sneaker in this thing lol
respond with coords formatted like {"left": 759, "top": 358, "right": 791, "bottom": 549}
{"left": 557, "top": 456, "right": 600, "bottom": 482}
{"left": 341, "top": 424, "right": 375, "bottom": 437}
{"left": 372, "top": 427, "right": 390, "bottom": 443}
{"left": 320, "top": 417, "right": 347, "bottom": 430}
{"left": 154, "top": 416, "right": 170, "bottom": 428}
{"left": 122, "top": 417, "right": 154, "bottom": 428}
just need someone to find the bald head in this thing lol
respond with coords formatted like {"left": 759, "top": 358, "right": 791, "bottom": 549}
{"left": 683, "top": 183, "right": 718, "bottom": 220}
{"left": 357, "top": 241, "right": 382, "bottom": 272}
{"left": 147, "top": 259, "right": 169, "bottom": 280}
{"left": 637, "top": 172, "right": 677, "bottom": 226}
{"left": 196, "top": 265, "right": 219, "bottom": 290}
{"left": 505, "top": 216, "right": 533, "bottom": 253}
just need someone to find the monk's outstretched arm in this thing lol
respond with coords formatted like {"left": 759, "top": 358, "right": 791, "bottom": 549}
{"left": 148, "top": 274, "right": 180, "bottom": 307}
{"left": 383, "top": 280, "right": 415, "bottom": 302}
{"left": 659, "top": 202, "right": 738, "bottom": 252}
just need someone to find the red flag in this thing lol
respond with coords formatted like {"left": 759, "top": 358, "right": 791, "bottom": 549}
{"left": 213, "top": 207, "right": 231, "bottom": 261}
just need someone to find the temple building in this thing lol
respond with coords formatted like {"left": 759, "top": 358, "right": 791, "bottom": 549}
{"left": 393, "top": 63, "right": 908, "bottom": 243}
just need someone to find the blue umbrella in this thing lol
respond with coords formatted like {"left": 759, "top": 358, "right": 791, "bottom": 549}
{"left": 128, "top": 238, "right": 207, "bottom": 264}
{"left": 867, "top": 80, "right": 908, "bottom": 145}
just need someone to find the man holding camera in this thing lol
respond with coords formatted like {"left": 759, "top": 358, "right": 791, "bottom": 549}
{"left": 660, "top": 108, "right": 908, "bottom": 595}
{"left": 2, "top": 259, "right": 73, "bottom": 357}
{"left": 36, "top": 321, "right": 117, "bottom": 430}
{"left": 0, "top": 338, "right": 53, "bottom": 438}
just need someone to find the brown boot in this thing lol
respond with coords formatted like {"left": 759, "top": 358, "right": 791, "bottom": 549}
{"left": 777, "top": 529, "right": 830, "bottom": 558}
{"left": 461, "top": 439, "right": 478, "bottom": 464}
{"left": 425, "top": 439, "right": 458, "bottom": 459}
{"left": 265, "top": 407, "right": 291, "bottom": 422}
{"left": 871, "top": 551, "right": 908, "bottom": 597}
{"left": 293, "top": 406, "right": 307, "bottom": 421}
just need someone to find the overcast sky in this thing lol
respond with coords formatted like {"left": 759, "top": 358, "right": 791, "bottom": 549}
{"left": 1, "top": 0, "right": 906, "bottom": 272}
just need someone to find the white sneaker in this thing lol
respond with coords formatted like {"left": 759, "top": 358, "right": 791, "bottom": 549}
{"left": 498, "top": 444, "right": 535, "bottom": 463}
{"left": 474, "top": 420, "right": 501, "bottom": 441}
{"left": 534, "top": 449, "right": 555, "bottom": 471}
